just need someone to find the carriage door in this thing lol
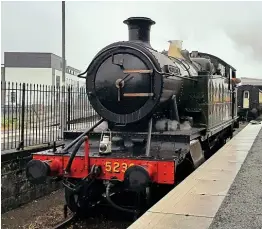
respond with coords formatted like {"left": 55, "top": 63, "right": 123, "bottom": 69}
{"left": 243, "top": 91, "right": 250, "bottom": 109}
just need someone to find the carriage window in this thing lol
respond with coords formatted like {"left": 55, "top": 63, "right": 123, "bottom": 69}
{"left": 244, "top": 91, "right": 249, "bottom": 98}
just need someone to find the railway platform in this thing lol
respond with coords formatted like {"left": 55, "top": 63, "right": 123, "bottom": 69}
{"left": 128, "top": 121, "right": 262, "bottom": 229}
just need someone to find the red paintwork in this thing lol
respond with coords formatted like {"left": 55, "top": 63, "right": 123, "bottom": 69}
{"left": 33, "top": 155, "right": 89, "bottom": 178}
{"left": 48, "top": 159, "right": 62, "bottom": 175}
{"left": 89, "top": 158, "right": 175, "bottom": 184}
{"left": 32, "top": 139, "right": 175, "bottom": 184}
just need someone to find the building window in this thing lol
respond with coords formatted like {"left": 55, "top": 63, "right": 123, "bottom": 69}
{"left": 10, "top": 91, "right": 16, "bottom": 103}
{"left": 56, "top": 75, "right": 60, "bottom": 87}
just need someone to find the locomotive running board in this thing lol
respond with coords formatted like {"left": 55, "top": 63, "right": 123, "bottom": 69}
{"left": 123, "top": 93, "right": 154, "bottom": 97}
{"left": 123, "top": 69, "right": 153, "bottom": 74}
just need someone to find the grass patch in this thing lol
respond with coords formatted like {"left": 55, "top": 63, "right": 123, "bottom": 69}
{"left": 1, "top": 117, "right": 19, "bottom": 130}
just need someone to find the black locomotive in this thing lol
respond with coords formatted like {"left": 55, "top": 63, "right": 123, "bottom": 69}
{"left": 26, "top": 17, "right": 240, "bottom": 217}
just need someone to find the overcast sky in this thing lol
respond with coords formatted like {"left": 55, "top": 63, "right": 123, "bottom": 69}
{"left": 1, "top": 1, "right": 262, "bottom": 78}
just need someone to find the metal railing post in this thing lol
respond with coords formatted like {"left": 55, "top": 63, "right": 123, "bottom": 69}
{"left": 61, "top": 0, "right": 66, "bottom": 134}
{"left": 67, "top": 86, "right": 71, "bottom": 130}
{"left": 17, "top": 83, "right": 25, "bottom": 150}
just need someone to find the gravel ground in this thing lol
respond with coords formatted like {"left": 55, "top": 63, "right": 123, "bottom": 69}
{"left": 1, "top": 189, "right": 67, "bottom": 229}
{"left": 209, "top": 125, "right": 262, "bottom": 229}
{"left": 1, "top": 188, "right": 131, "bottom": 229}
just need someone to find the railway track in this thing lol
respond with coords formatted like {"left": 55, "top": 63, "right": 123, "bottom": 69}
{"left": 51, "top": 213, "right": 77, "bottom": 229}
{"left": 51, "top": 214, "right": 132, "bottom": 229}
{"left": 50, "top": 201, "right": 136, "bottom": 229}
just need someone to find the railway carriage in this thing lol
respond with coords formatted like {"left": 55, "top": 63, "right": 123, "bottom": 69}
{"left": 237, "top": 84, "right": 262, "bottom": 120}
{"left": 26, "top": 17, "right": 240, "bottom": 216}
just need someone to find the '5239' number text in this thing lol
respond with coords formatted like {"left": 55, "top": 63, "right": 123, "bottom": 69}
{"left": 105, "top": 161, "right": 134, "bottom": 173}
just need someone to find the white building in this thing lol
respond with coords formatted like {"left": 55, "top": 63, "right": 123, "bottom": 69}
{"left": 2, "top": 52, "right": 86, "bottom": 106}
{"left": 2, "top": 52, "right": 85, "bottom": 87}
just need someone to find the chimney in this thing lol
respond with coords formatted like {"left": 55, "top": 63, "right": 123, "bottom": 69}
{"left": 123, "top": 17, "right": 155, "bottom": 47}
{"left": 168, "top": 40, "right": 184, "bottom": 59}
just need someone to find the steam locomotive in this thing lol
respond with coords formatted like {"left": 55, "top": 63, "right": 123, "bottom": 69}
{"left": 26, "top": 17, "right": 240, "bottom": 216}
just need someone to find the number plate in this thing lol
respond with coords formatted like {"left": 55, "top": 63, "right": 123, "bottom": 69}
{"left": 105, "top": 161, "right": 135, "bottom": 173}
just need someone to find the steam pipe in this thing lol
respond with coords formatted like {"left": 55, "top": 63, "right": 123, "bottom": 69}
{"left": 172, "top": 95, "right": 180, "bottom": 130}
{"left": 59, "top": 118, "right": 104, "bottom": 154}
{"left": 145, "top": 118, "right": 153, "bottom": 157}
{"left": 65, "top": 136, "right": 87, "bottom": 173}
{"left": 106, "top": 182, "right": 136, "bottom": 214}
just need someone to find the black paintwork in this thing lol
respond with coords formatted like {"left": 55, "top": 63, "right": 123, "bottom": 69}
{"left": 123, "top": 17, "right": 155, "bottom": 47}
{"left": 34, "top": 127, "right": 205, "bottom": 166}
{"left": 95, "top": 53, "right": 151, "bottom": 114}
{"left": 85, "top": 16, "right": 189, "bottom": 125}
{"left": 59, "top": 127, "right": 205, "bottom": 162}
{"left": 33, "top": 17, "right": 238, "bottom": 171}
{"left": 86, "top": 42, "right": 165, "bottom": 124}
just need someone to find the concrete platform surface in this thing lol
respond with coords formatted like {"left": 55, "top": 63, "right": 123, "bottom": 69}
{"left": 209, "top": 126, "right": 262, "bottom": 229}
{"left": 128, "top": 122, "right": 262, "bottom": 229}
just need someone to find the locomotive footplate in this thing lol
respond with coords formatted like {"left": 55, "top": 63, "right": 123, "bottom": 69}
{"left": 27, "top": 127, "right": 205, "bottom": 187}
{"left": 27, "top": 143, "right": 175, "bottom": 185}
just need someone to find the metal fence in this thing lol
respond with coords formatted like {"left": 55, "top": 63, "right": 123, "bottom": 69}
{"left": 1, "top": 81, "right": 99, "bottom": 151}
